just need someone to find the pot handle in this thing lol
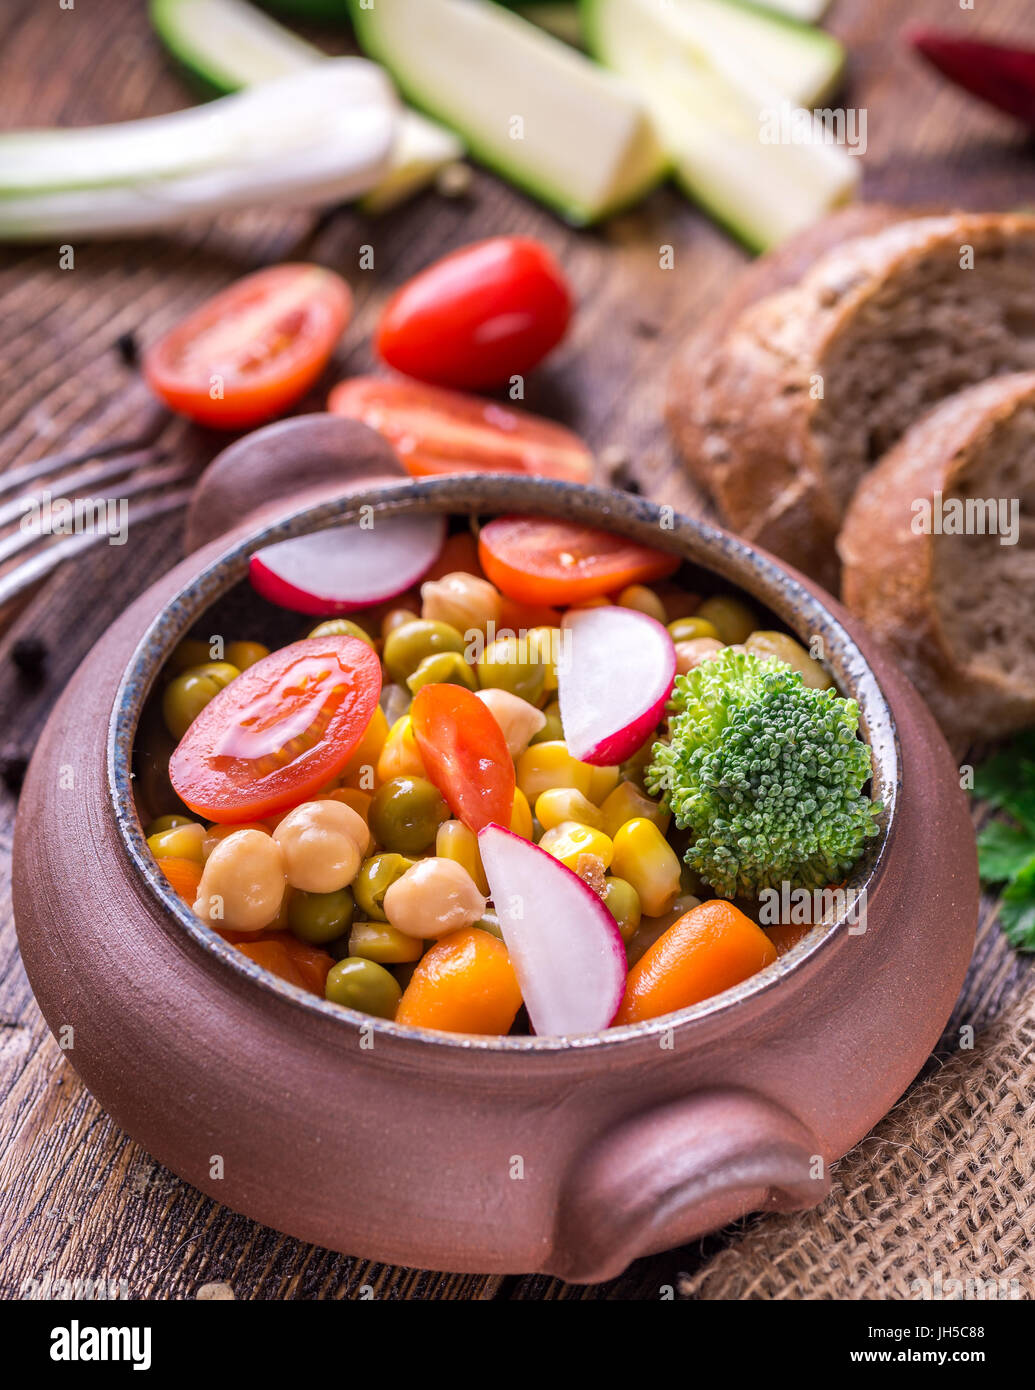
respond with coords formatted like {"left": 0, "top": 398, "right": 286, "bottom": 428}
{"left": 549, "top": 1088, "right": 829, "bottom": 1284}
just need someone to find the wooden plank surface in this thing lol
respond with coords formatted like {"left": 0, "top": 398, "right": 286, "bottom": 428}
{"left": 0, "top": 0, "right": 1032, "bottom": 1300}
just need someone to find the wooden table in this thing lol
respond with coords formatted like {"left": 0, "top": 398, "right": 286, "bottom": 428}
{"left": 0, "top": 0, "right": 1032, "bottom": 1300}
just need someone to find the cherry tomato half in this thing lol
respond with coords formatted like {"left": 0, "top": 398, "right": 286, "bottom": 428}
{"left": 410, "top": 684, "right": 515, "bottom": 834}
{"left": 478, "top": 517, "right": 681, "bottom": 606}
{"left": 327, "top": 376, "right": 592, "bottom": 483}
{"left": 169, "top": 636, "right": 381, "bottom": 823}
{"left": 144, "top": 264, "right": 352, "bottom": 429}
{"left": 375, "top": 237, "right": 573, "bottom": 390}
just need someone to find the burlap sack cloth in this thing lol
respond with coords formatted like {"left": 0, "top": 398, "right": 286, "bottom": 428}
{"left": 682, "top": 981, "right": 1035, "bottom": 1299}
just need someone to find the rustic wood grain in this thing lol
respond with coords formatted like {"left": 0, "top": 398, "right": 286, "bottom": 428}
{"left": 0, "top": 0, "right": 1032, "bottom": 1300}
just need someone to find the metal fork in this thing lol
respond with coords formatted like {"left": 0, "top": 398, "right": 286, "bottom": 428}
{"left": 0, "top": 412, "right": 197, "bottom": 614}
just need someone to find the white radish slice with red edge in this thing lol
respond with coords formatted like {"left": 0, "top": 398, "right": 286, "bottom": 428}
{"left": 249, "top": 513, "right": 446, "bottom": 615}
{"left": 557, "top": 605, "right": 676, "bottom": 766}
{"left": 478, "top": 823, "right": 627, "bottom": 1037}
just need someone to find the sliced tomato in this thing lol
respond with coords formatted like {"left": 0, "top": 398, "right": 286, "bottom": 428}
{"left": 478, "top": 517, "right": 681, "bottom": 606}
{"left": 327, "top": 376, "right": 592, "bottom": 483}
{"left": 410, "top": 684, "right": 515, "bottom": 834}
{"left": 169, "top": 636, "right": 381, "bottom": 823}
{"left": 144, "top": 264, "right": 352, "bottom": 429}
{"left": 375, "top": 236, "right": 572, "bottom": 390}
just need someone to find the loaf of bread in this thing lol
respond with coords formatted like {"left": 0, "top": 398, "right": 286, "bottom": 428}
{"left": 838, "top": 372, "right": 1035, "bottom": 745}
{"left": 667, "top": 212, "right": 1035, "bottom": 589}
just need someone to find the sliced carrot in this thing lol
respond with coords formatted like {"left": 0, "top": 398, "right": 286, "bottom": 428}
{"left": 395, "top": 927, "right": 522, "bottom": 1034}
{"left": 236, "top": 932, "right": 334, "bottom": 997}
{"left": 424, "top": 530, "right": 483, "bottom": 581}
{"left": 158, "top": 856, "right": 203, "bottom": 907}
{"left": 498, "top": 594, "right": 562, "bottom": 633}
{"left": 615, "top": 900, "right": 777, "bottom": 1025}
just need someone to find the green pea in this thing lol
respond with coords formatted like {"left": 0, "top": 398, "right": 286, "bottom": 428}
{"left": 348, "top": 918, "right": 423, "bottom": 964}
{"left": 477, "top": 634, "right": 545, "bottom": 704}
{"left": 473, "top": 910, "right": 504, "bottom": 942}
{"left": 307, "top": 618, "right": 375, "bottom": 647}
{"left": 383, "top": 619, "right": 465, "bottom": 684}
{"left": 162, "top": 671, "right": 224, "bottom": 740}
{"left": 145, "top": 814, "right": 194, "bottom": 836}
{"left": 368, "top": 777, "right": 449, "bottom": 855}
{"left": 602, "top": 876, "right": 642, "bottom": 944}
{"left": 667, "top": 616, "right": 720, "bottom": 643}
{"left": 325, "top": 957, "right": 402, "bottom": 1019}
{"left": 406, "top": 650, "right": 477, "bottom": 695}
{"left": 530, "top": 700, "right": 563, "bottom": 744}
{"left": 694, "top": 596, "right": 757, "bottom": 645}
{"left": 353, "top": 852, "right": 415, "bottom": 921}
{"left": 288, "top": 887, "right": 355, "bottom": 945}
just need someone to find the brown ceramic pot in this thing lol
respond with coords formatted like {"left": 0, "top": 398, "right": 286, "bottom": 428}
{"left": 13, "top": 450, "right": 978, "bottom": 1282}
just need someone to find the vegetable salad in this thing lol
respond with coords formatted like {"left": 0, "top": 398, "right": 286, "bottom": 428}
{"left": 140, "top": 515, "right": 879, "bottom": 1037}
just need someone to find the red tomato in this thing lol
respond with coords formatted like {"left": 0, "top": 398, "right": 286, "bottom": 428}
{"left": 375, "top": 237, "right": 573, "bottom": 390}
{"left": 410, "top": 684, "right": 515, "bottom": 833}
{"left": 328, "top": 376, "right": 592, "bottom": 483}
{"left": 169, "top": 637, "right": 381, "bottom": 823}
{"left": 144, "top": 264, "right": 352, "bottom": 429}
{"left": 478, "top": 517, "right": 681, "bottom": 606}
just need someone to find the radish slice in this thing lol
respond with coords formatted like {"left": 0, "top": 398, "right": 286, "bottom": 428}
{"left": 557, "top": 606, "right": 676, "bottom": 766}
{"left": 249, "top": 513, "right": 446, "bottom": 615}
{"left": 478, "top": 823, "right": 627, "bottom": 1037}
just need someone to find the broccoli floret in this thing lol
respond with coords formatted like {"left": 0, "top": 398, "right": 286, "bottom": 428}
{"left": 646, "top": 647, "right": 881, "bottom": 899}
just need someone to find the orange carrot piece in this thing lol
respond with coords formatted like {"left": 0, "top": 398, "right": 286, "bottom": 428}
{"left": 498, "top": 595, "right": 561, "bottom": 634}
{"left": 395, "top": 927, "right": 522, "bottom": 1034}
{"left": 615, "top": 900, "right": 777, "bottom": 1025}
{"left": 158, "top": 856, "right": 203, "bottom": 907}
{"left": 424, "top": 530, "right": 483, "bottom": 581}
{"left": 236, "top": 932, "right": 334, "bottom": 997}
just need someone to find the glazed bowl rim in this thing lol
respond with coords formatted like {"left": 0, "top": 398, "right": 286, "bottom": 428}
{"left": 109, "top": 474, "right": 900, "bottom": 1055}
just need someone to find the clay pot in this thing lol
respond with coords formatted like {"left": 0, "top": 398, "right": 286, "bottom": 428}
{"left": 13, "top": 464, "right": 977, "bottom": 1282}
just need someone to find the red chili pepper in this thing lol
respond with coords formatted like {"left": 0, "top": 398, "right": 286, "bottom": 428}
{"left": 908, "top": 27, "right": 1035, "bottom": 129}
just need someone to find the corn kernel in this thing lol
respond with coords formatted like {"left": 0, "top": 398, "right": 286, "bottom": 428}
{"left": 516, "top": 740, "right": 593, "bottom": 803}
{"left": 148, "top": 822, "right": 206, "bottom": 863}
{"left": 526, "top": 625, "right": 562, "bottom": 692}
{"left": 538, "top": 821, "right": 613, "bottom": 873}
{"left": 510, "top": 787, "right": 534, "bottom": 839}
{"left": 535, "top": 787, "right": 603, "bottom": 832}
{"left": 342, "top": 705, "right": 389, "bottom": 787}
{"left": 436, "top": 819, "right": 489, "bottom": 894}
{"left": 610, "top": 817, "right": 681, "bottom": 917}
{"left": 600, "top": 781, "right": 671, "bottom": 839}
{"left": 586, "top": 764, "right": 620, "bottom": 805}
{"left": 375, "top": 714, "right": 426, "bottom": 782}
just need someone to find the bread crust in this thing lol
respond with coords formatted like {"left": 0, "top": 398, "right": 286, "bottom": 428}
{"left": 667, "top": 210, "right": 1035, "bottom": 591}
{"left": 838, "top": 372, "right": 1035, "bottom": 744}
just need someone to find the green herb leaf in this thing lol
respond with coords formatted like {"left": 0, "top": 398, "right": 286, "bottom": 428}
{"left": 999, "top": 855, "right": 1035, "bottom": 952}
{"left": 972, "top": 731, "right": 1035, "bottom": 832}
{"left": 977, "top": 819, "right": 1035, "bottom": 883}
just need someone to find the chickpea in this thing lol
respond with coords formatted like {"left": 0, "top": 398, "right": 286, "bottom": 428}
{"left": 421, "top": 571, "right": 501, "bottom": 634}
{"left": 273, "top": 800, "right": 369, "bottom": 894}
{"left": 201, "top": 820, "right": 270, "bottom": 860}
{"left": 745, "top": 630, "right": 833, "bottom": 690}
{"left": 616, "top": 585, "right": 667, "bottom": 624}
{"left": 674, "top": 637, "right": 725, "bottom": 674}
{"left": 476, "top": 687, "right": 546, "bottom": 758}
{"left": 193, "top": 829, "right": 286, "bottom": 932}
{"left": 382, "top": 857, "right": 486, "bottom": 939}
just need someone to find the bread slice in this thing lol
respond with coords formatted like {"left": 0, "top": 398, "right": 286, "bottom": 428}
{"left": 667, "top": 212, "right": 1035, "bottom": 589}
{"left": 838, "top": 372, "right": 1035, "bottom": 744}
